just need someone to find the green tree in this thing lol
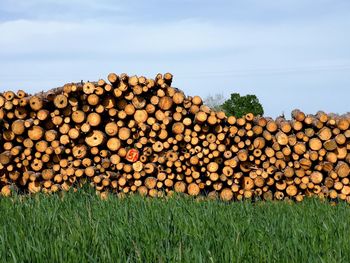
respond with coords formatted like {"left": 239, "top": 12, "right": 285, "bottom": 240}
{"left": 221, "top": 93, "right": 264, "bottom": 117}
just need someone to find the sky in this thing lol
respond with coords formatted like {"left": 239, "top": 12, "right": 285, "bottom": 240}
{"left": 0, "top": 0, "right": 349, "bottom": 117}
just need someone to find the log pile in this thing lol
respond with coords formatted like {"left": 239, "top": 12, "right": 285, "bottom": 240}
{"left": 1, "top": 72, "right": 350, "bottom": 202}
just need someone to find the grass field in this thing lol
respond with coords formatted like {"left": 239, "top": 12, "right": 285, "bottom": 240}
{"left": 1, "top": 190, "right": 350, "bottom": 262}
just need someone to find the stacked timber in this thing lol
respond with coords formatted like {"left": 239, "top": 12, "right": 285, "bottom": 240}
{"left": 0, "top": 73, "right": 350, "bottom": 202}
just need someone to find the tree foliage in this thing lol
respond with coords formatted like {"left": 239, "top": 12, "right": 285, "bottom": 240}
{"left": 221, "top": 93, "right": 264, "bottom": 117}
{"left": 204, "top": 94, "right": 225, "bottom": 111}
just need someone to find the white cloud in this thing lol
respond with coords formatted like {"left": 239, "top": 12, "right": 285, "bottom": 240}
{"left": 0, "top": 13, "right": 349, "bottom": 59}
{"left": 0, "top": 19, "right": 238, "bottom": 56}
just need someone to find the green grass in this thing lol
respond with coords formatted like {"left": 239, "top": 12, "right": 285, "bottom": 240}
{"left": 0, "top": 190, "right": 350, "bottom": 263}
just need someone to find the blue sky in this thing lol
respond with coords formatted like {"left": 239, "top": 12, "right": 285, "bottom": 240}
{"left": 0, "top": 0, "right": 349, "bottom": 117}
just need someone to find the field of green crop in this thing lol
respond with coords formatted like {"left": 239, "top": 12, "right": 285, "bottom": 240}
{"left": 0, "top": 190, "right": 350, "bottom": 262}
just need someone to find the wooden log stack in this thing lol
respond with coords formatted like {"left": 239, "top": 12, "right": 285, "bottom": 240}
{"left": 0, "top": 72, "right": 350, "bottom": 202}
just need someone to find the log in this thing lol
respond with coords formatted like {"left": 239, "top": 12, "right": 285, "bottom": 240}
{"left": 107, "top": 138, "right": 121, "bottom": 151}
{"left": 54, "top": 94, "right": 68, "bottom": 109}
{"left": 188, "top": 183, "right": 200, "bottom": 196}
{"left": 158, "top": 96, "right": 173, "bottom": 110}
{"left": 29, "top": 96, "right": 43, "bottom": 111}
{"left": 309, "top": 138, "right": 322, "bottom": 151}
{"left": 118, "top": 127, "right": 131, "bottom": 141}
{"left": 28, "top": 126, "right": 44, "bottom": 141}
{"left": 1, "top": 72, "right": 350, "bottom": 203}
{"left": 85, "top": 130, "right": 106, "bottom": 147}
{"left": 220, "top": 188, "right": 234, "bottom": 201}
{"left": 134, "top": 110, "right": 148, "bottom": 123}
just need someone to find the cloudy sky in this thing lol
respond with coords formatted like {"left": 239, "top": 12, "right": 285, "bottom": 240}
{"left": 0, "top": 0, "right": 349, "bottom": 117}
